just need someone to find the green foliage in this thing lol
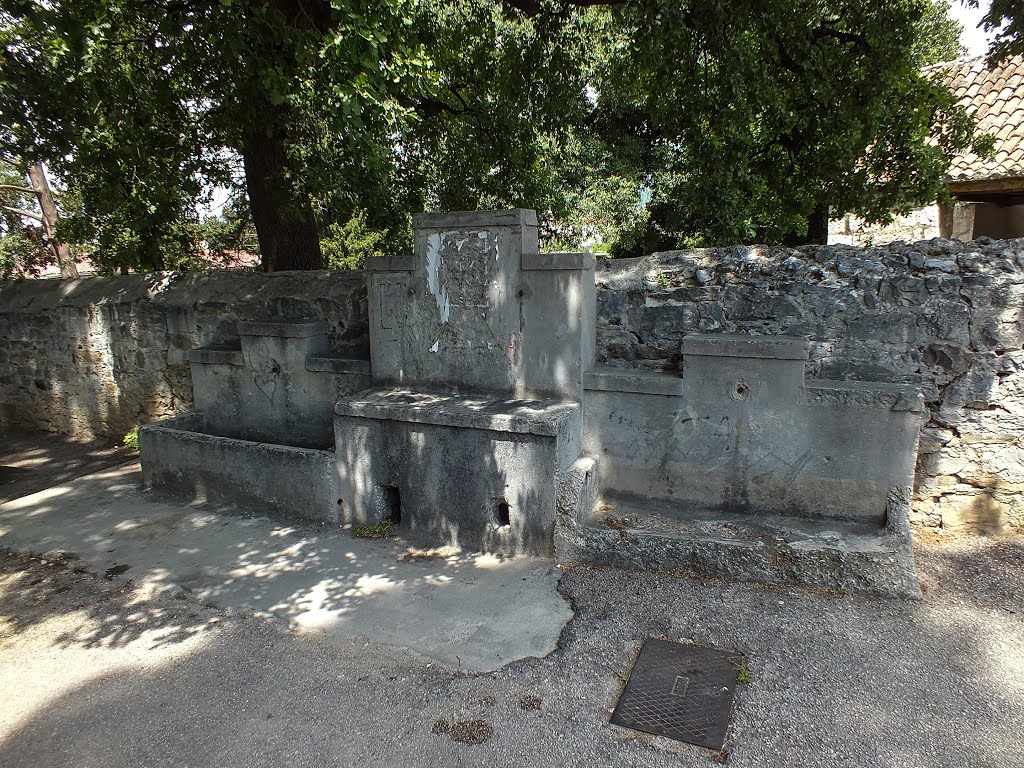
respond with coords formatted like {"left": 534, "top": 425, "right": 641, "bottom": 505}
{"left": 0, "top": 0, "right": 998, "bottom": 268}
{"left": 121, "top": 430, "right": 139, "bottom": 451}
{"left": 321, "top": 211, "right": 388, "bottom": 270}
{"left": 196, "top": 192, "right": 261, "bottom": 268}
{"left": 0, "top": 228, "right": 42, "bottom": 279}
{"left": 980, "top": 0, "right": 1024, "bottom": 61}
{"left": 590, "top": 0, "right": 989, "bottom": 250}
{"left": 913, "top": 0, "right": 966, "bottom": 65}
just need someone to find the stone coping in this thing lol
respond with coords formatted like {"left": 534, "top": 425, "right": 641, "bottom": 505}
{"left": 583, "top": 367, "right": 685, "bottom": 396}
{"left": 802, "top": 380, "right": 925, "bottom": 412}
{"left": 364, "top": 255, "right": 414, "bottom": 272}
{"left": 189, "top": 345, "right": 243, "bottom": 366}
{"left": 238, "top": 319, "right": 327, "bottom": 338}
{"left": 334, "top": 388, "right": 579, "bottom": 436}
{"left": 305, "top": 354, "right": 372, "bottom": 375}
{"left": 682, "top": 333, "right": 809, "bottom": 361}
{"left": 412, "top": 209, "right": 537, "bottom": 229}
{"left": 522, "top": 252, "right": 597, "bottom": 271}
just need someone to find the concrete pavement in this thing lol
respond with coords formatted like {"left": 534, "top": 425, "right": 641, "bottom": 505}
{"left": 0, "top": 432, "right": 1021, "bottom": 767}
{"left": 0, "top": 462, "right": 571, "bottom": 672}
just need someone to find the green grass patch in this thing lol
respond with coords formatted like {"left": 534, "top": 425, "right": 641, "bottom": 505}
{"left": 737, "top": 664, "right": 755, "bottom": 685}
{"left": 352, "top": 520, "right": 395, "bottom": 539}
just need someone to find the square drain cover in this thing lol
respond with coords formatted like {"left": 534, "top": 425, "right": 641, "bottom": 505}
{"left": 610, "top": 638, "right": 741, "bottom": 750}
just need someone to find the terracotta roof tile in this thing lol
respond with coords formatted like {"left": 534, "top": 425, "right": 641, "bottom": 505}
{"left": 928, "top": 54, "right": 1024, "bottom": 183}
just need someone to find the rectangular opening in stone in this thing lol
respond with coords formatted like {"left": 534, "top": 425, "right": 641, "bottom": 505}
{"left": 610, "top": 638, "right": 742, "bottom": 751}
{"left": 375, "top": 484, "right": 402, "bottom": 526}
{"left": 494, "top": 497, "right": 511, "bottom": 527}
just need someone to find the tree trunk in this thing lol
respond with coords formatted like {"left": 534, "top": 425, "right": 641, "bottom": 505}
{"left": 782, "top": 203, "right": 830, "bottom": 246}
{"left": 805, "top": 203, "right": 830, "bottom": 245}
{"left": 26, "top": 161, "right": 79, "bottom": 278}
{"left": 242, "top": 119, "right": 323, "bottom": 272}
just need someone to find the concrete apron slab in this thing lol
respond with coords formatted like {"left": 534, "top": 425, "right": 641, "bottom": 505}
{"left": 0, "top": 463, "right": 573, "bottom": 673}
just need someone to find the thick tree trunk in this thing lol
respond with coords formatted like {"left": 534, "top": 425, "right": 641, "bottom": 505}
{"left": 242, "top": 120, "right": 323, "bottom": 272}
{"left": 805, "top": 203, "right": 829, "bottom": 245}
{"left": 26, "top": 161, "right": 79, "bottom": 278}
{"left": 782, "top": 203, "right": 830, "bottom": 246}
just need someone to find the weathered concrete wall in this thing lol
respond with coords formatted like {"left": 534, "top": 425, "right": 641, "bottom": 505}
{"left": 595, "top": 237, "right": 1024, "bottom": 534}
{"left": 3, "top": 236, "right": 1024, "bottom": 534}
{"left": 0, "top": 271, "right": 368, "bottom": 441}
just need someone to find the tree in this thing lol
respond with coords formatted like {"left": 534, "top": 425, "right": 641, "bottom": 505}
{"left": 0, "top": 0, "right": 994, "bottom": 267}
{"left": 1, "top": 0, "right": 595, "bottom": 269}
{"left": 579, "top": 0, "right": 990, "bottom": 251}
{"left": 977, "top": 0, "right": 1024, "bottom": 61}
{"left": 0, "top": 156, "right": 79, "bottom": 277}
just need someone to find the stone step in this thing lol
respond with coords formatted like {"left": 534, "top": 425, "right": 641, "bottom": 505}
{"left": 556, "top": 494, "right": 921, "bottom": 598}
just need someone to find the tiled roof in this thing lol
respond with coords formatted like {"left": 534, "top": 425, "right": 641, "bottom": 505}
{"left": 930, "top": 54, "right": 1024, "bottom": 184}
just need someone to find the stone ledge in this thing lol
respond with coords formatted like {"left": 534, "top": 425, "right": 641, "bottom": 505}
{"left": 305, "top": 355, "right": 371, "bottom": 375}
{"left": 335, "top": 388, "right": 578, "bottom": 436}
{"left": 522, "top": 252, "right": 597, "bottom": 271}
{"left": 189, "top": 345, "right": 243, "bottom": 366}
{"left": 238, "top": 320, "right": 327, "bottom": 338}
{"left": 364, "top": 255, "right": 415, "bottom": 272}
{"left": 683, "top": 333, "right": 809, "bottom": 361}
{"left": 802, "top": 380, "right": 925, "bottom": 412}
{"left": 583, "top": 366, "right": 684, "bottom": 396}
{"left": 413, "top": 208, "right": 537, "bottom": 230}
{"left": 554, "top": 489, "right": 920, "bottom": 598}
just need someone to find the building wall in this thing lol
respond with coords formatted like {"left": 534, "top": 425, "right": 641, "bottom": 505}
{"left": 973, "top": 203, "right": 1024, "bottom": 240}
{"left": 3, "top": 235, "right": 1024, "bottom": 533}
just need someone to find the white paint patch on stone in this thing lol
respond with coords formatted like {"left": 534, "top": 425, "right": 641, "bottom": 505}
{"left": 479, "top": 231, "right": 498, "bottom": 261}
{"left": 429, "top": 340, "right": 440, "bottom": 353}
{"left": 425, "top": 232, "right": 451, "bottom": 324}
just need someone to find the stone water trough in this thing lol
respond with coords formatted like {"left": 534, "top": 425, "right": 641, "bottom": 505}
{"left": 140, "top": 210, "right": 924, "bottom": 597}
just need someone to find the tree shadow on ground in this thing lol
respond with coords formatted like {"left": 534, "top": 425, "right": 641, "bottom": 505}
{"left": 0, "top": 460, "right": 566, "bottom": 670}
{"left": 914, "top": 534, "right": 1024, "bottom": 615}
{"left": 0, "top": 548, "right": 215, "bottom": 650}
{"left": 0, "top": 429, "right": 136, "bottom": 504}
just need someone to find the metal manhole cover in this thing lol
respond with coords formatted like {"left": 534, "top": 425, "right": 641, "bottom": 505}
{"left": 610, "top": 638, "right": 742, "bottom": 750}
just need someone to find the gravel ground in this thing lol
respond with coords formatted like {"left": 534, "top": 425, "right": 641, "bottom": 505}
{"left": 0, "top": 532, "right": 1021, "bottom": 768}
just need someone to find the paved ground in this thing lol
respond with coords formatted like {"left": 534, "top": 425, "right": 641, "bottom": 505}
{"left": 0, "top": 462, "right": 571, "bottom": 672}
{"left": 0, "top": 429, "right": 134, "bottom": 504}
{"left": 0, "top": 431, "right": 1022, "bottom": 767}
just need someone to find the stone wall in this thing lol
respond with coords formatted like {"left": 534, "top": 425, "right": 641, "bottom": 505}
{"left": 0, "top": 271, "right": 368, "bottom": 441}
{"left": 2, "top": 236, "right": 1023, "bottom": 534}
{"left": 595, "top": 237, "right": 1024, "bottom": 534}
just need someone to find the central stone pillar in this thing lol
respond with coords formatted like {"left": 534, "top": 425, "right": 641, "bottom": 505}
{"left": 334, "top": 209, "right": 596, "bottom": 555}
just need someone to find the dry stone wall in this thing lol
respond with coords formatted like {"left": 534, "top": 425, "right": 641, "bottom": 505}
{"left": 2, "top": 236, "right": 1023, "bottom": 534}
{"left": 0, "top": 271, "right": 368, "bottom": 441}
{"left": 595, "top": 237, "right": 1024, "bottom": 534}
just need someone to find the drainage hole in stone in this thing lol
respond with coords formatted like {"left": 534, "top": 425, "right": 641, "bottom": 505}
{"left": 495, "top": 498, "right": 511, "bottom": 527}
{"left": 376, "top": 484, "right": 402, "bottom": 526}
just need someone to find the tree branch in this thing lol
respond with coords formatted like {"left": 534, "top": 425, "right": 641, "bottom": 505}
{"left": 504, "top": 0, "right": 626, "bottom": 16}
{"left": 0, "top": 184, "right": 35, "bottom": 195}
{"left": 1, "top": 205, "right": 43, "bottom": 222}
{"left": 810, "top": 25, "right": 869, "bottom": 51}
